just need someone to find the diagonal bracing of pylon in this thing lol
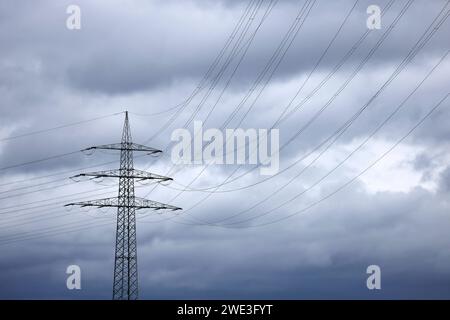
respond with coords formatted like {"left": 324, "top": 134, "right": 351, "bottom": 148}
{"left": 65, "top": 111, "right": 181, "bottom": 300}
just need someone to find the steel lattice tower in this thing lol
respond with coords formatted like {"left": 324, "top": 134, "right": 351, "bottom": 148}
{"left": 66, "top": 111, "right": 181, "bottom": 300}
{"left": 114, "top": 111, "right": 137, "bottom": 299}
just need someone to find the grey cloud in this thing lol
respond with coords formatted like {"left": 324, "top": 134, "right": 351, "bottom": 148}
{"left": 438, "top": 166, "right": 450, "bottom": 194}
{"left": 1, "top": 1, "right": 448, "bottom": 96}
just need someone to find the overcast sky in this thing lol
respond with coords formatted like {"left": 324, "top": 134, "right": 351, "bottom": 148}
{"left": 0, "top": 0, "right": 450, "bottom": 299}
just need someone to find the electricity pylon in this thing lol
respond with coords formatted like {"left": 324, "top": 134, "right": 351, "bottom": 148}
{"left": 65, "top": 111, "right": 181, "bottom": 300}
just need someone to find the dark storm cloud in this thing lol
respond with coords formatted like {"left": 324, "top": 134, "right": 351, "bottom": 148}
{"left": 0, "top": 0, "right": 447, "bottom": 96}
{"left": 2, "top": 181, "right": 450, "bottom": 299}
{"left": 0, "top": 0, "right": 449, "bottom": 299}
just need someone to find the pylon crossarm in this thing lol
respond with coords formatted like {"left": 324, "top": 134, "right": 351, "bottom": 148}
{"left": 64, "top": 197, "right": 119, "bottom": 208}
{"left": 83, "top": 143, "right": 161, "bottom": 155}
{"left": 134, "top": 197, "right": 182, "bottom": 211}
{"left": 65, "top": 196, "right": 181, "bottom": 211}
{"left": 71, "top": 169, "right": 172, "bottom": 182}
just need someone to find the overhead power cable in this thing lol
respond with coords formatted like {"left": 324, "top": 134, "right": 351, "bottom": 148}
{"left": 144, "top": 0, "right": 315, "bottom": 198}
{"left": 169, "top": 1, "right": 448, "bottom": 225}
{"left": 0, "top": 112, "right": 123, "bottom": 143}
{"left": 160, "top": 0, "right": 395, "bottom": 193}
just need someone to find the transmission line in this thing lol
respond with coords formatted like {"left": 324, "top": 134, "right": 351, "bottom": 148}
{"left": 169, "top": 0, "right": 447, "bottom": 225}
{"left": 159, "top": 0, "right": 395, "bottom": 194}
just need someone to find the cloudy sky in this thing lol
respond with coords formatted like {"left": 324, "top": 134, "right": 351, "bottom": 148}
{"left": 0, "top": 0, "right": 449, "bottom": 299}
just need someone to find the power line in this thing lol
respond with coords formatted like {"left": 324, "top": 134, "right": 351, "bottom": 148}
{"left": 0, "top": 150, "right": 81, "bottom": 172}
{"left": 170, "top": 0, "right": 447, "bottom": 224}
{"left": 184, "top": 50, "right": 450, "bottom": 226}
{"left": 0, "top": 186, "right": 115, "bottom": 214}
{"left": 0, "top": 112, "right": 123, "bottom": 143}
{"left": 0, "top": 152, "right": 151, "bottom": 190}
{"left": 237, "top": 93, "right": 450, "bottom": 228}
{"left": 144, "top": 0, "right": 316, "bottom": 198}
{"left": 156, "top": 0, "right": 400, "bottom": 213}
{"left": 0, "top": 211, "right": 171, "bottom": 247}
{"left": 161, "top": 0, "right": 395, "bottom": 194}
{"left": 0, "top": 219, "right": 114, "bottom": 246}
{"left": 174, "top": 92, "right": 449, "bottom": 229}
{"left": 0, "top": 0, "right": 261, "bottom": 179}
{"left": 128, "top": 103, "right": 187, "bottom": 117}
{"left": 142, "top": 0, "right": 263, "bottom": 144}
